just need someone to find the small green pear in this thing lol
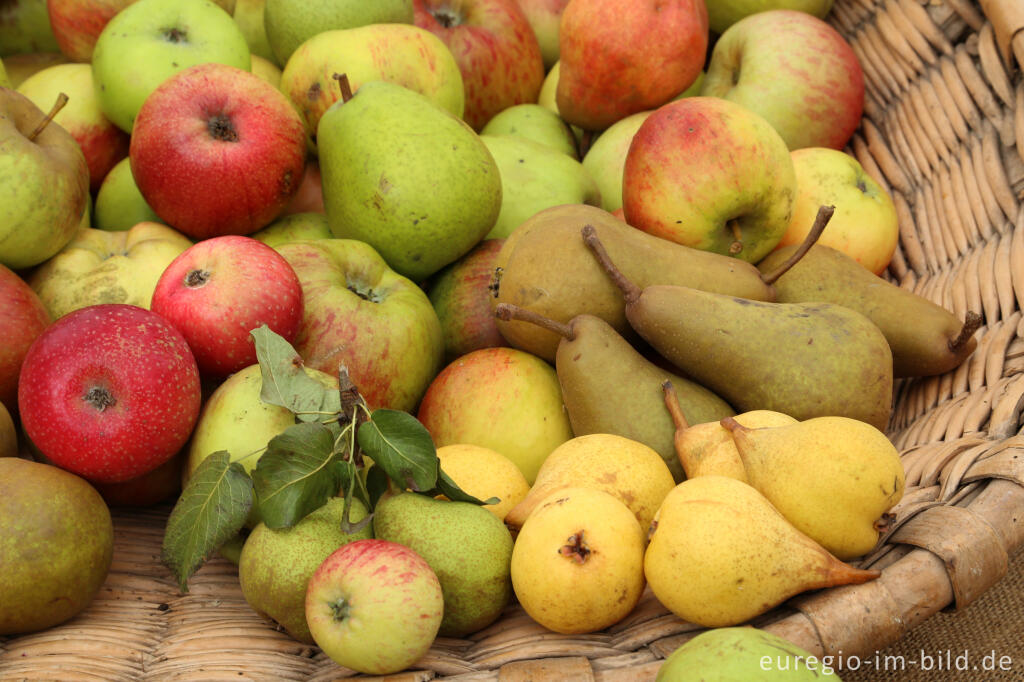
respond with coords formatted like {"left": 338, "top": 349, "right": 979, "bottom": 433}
{"left": 481, "top": 103, "right": 578, "bottom": 159}
{"left": 722, "top": 416, "right": 905, "bottom": 560}
{"left": 657, "top": 627, "right": 842, "bottom": 680}
{"left": 238, "top": 496, "right": 372, "bottom": 643}
{"left": 373, "top": 491, "right": 514, "bottom": 637}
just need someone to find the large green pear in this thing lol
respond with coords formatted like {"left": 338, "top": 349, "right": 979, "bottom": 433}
{"left": 0, "top": 458, "right": 114, "bottom": 635}
{"left": 264, "top": 0, "right": 413, "bottom": 66}
{"left": 318, "top": 80, "right": 502, "bottom": 282}
{"left": 481, "top": 134, "right": 601, "bottom": 239}
{"left": 238, "top": 496, "right": 372, "bottom": 643}
{"left": 373, "top": 492, "right": 514, "bottom": 637}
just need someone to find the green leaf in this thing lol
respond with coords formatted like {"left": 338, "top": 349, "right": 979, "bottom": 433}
{"left": 434, "top": 466, "right": 499, "bottom": 506}
{"left": 357, "top": 409, "right": 438, "bottom": 492}
{"left": 365, "top": 464, "right": 390, "bottom": 509}
{"left": 252, "top": 421, "right": 344, "bottom": 529}
{"left": 251, "top": 325, "right": 340, "bottom": 422}
{"left": 161, "top": 451, "right": 253, "bottom": 593}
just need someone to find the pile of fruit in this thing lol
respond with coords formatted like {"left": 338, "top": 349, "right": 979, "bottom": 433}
{"left": 0, "top": 0, "right": 984, "bottom": 678}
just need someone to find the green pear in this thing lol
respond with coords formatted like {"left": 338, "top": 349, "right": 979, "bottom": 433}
{"left": 318, "top": 80, "right": 502, "bottom": 282}
{"left": 93, "top": 157, "right": 165, "bottom": 232}
{"left": 481, "top": 103, "right": 578, "bottom": 159}
{"left": 250, "top": 212, "right": 331, "bottom": 248}
{"left": 0, "top": 88, "right": 89, "bottom": 270}
{"left": 482, "top": 134, "right": 601, "bottom": 239}
{"left": 657, "top": 627, "right": 842, "bottom": 680}
{"left": 238, "top": 496, "right": 372, "bottom": 643}
{"left": 373, "top": 492, "right": 514, "bottom": 637}
{"left": 0, "top": 458, "right": 113, "bottom": 635}
{"left": 581, "top": 111, "right": 651, "bottom": 213}
{"left": 264, "top": 0, "right": 413, "bottom": 66}
{"left": 722, "top": 416, "right": 905, "bottom": 560}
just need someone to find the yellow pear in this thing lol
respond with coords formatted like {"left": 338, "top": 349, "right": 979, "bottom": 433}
{"left": 435, "top": 444, "right": 530, "bottom": 521}
{"left": 644, "top": 476, "right": 879, "bottom": 628}
{"left": 722, "top": 416, "right": 905, "bottom": 560}
{"left": 511, "top": 486, "right": 646, "bottom": 634}
{"left": 504, "top": 433, "right": 675, "bottom": 531}
{"left": 665, "top": 383, "right": 796, "bottom": 481}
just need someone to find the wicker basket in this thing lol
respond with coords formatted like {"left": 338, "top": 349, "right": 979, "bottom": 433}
{"left": 3, "top": 0, "right": 1024, "bottom": 679}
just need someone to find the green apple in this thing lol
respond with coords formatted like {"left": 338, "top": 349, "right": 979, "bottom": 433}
{"left": 91, "top": 0, "right": 251, "bottom": 132}
{"left": 482, "top": 134, "right": 601, "bottom": 239}
{"left": 265, "top": 0, "right": 413, "bottom": 66}
{"left": 93, "top": 156, "right": 164, "bottom": 231}
{"left": 183, "top": 362, "right": 340, "bottom": 484}
{"left": 706, "top": 0, "right": 833, "bottom": 36}
{"left": 416, "top": 347, "right": 574, "bottom": 484}
{"left": 581, "top": 110, "right": 651, "bottom": 213}
{"left": 0, "top": 88, "right": 89, "bottom": 270}
{"left": 276, "top": 238, "right": 444, "bottom": 412}
{"left": 280, "top": 23, "right": 464, "bottom": 149}
{"left": 481, "top": 103, "right": 577, "bottom": 158}
{"left": 28, "top": 222, "right": 193, "bottom": 320}
{"left": 700, "top": 10, "right": 864, "bottom": 151}
{"left": 0, "top": 0, "right": 59, "bottom": 56}
{"left": 622, "top": 96, "right": 796, "bottom": 264}
{"left": 777, "top": 147, "right": 898, "bottom": 275}
{"left": 239, "top": 496, "right": 372, "bottom": 644}
{"left": 305, "top": 539, "right": 444, "bottom": 675}
{"left": 17, "top": 63, "right": 130, "bottom": 193}
{"left": 250, "top": 212, "right": 331, "bottom": 248}
{"left": 233, "top": 0, "right": 276, "bottom": 63}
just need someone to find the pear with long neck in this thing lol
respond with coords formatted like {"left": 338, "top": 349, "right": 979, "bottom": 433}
{"left": 758, "top": 244, "right": 981, "bottom": 377}
{"left": 490, "top": 204, "right": 776, "bottom": 362}
{"left": 645, "top": 475, "right": 882, "bottom": 628}
{"left": 495, "top": 304, "right": 735, "bottom": 481}
{"left": 584, "top": 226, "right": 894, "bottom": 430}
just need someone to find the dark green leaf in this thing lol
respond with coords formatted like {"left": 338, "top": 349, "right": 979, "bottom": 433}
{"left": 161, "top": 451, "right": 253, "bottom": 593}
{"left": 251, "top": 421, "right": 343, "bottom": 529}
{"left": 251, "top": 325, "right": 340, "bottom": 422}
{"left": 357, "top": 409, "right": 438, "bottom": 492}
{"left": 434, "top": 466, "right": 499, "bottom": 506}
{"left": 365, "top": 464, "right": 390, "bottom": 509}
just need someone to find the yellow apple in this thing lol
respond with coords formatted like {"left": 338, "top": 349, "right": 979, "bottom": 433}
{"left": 776, "top": 147, "right": 898, "bottom": 275}
{"left": 28, "top": 222, "right": 192, "bottom": 320}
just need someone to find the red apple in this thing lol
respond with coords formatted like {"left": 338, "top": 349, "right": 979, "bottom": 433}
{"left": 426, "top": 238, "right": 507, "bottom": 362}
{"left": 0, "top": 265, "right": 50, "bottom": 414}
{"left": 17, "top": 63, "right": 130, "bottom": 192}
{"left": 413, "top": 0, "right": 545, "bottom": 131}
{"left": 18, "top": 303, "right": 201, "bottom": 484}
{"left": 150, "top": 235, "right": 304, "bottom": 379}
{"left": 46, "top": 0, "right": 134, "bottom": 62}
{"left": 91, "top": 451, "right": 184, "bottom": 507}
{"left": 129, "top": 62, "right": 307, "bottom": 240}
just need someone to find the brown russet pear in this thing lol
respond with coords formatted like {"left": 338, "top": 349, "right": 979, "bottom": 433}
{"left": 644, "top": 475, "right": 880, "bottom": 628}
{"left": 495, "top": 303, "right": 735, "bottom": 481}
{"left": 757, "top": 244, "right": 981, "bottom": 378}
{"left": 664, "top": 382, "right": 793, "bottom": 481}
{"left": 721, "top": 416, "right": 905, "bottom": 560}
{"left": 584, "top": 226, "right": 894, "bottom": 430}
{"left": 490, "top": 203, "right": 776, "bottom": 362}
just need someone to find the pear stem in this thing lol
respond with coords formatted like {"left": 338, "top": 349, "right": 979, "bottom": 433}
{"left": 28, "top": 92, "right": 69, "bottom": 142}
{"left": 494, "top": 303, "right": 574, "bottom": 341}
{"left": 719, "top": 416, "right": 742, "bottom": 433}
{"left": 759, "top": 205, "right": 835, "bottom": 285}
{"left": 332, "top": 73, "right": 353, "bottom": 103}
{"left": 662, "top": 381, "right": 690, "bottom": 432}
{"left": 949, "top": 311, "right": 982, "bottom": 353}
{"left": 581, "top": 224, "right": 643, "bottom": 305}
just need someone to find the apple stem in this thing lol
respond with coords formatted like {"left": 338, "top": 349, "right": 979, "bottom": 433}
{"left": 759, "top": 204, "right": 835, "bottom": 285}
{"left": 949, "top": 311, "right": 982, "bottom": 352}
{"left": 662, "top": 381, "right": 690, "bottom": 432}
{"left": 332, "top": 73, "right": 353, "bottom": 103}
{"left": 494, "top": 303, "right": 574, "bottom": 340}
{"left": 728, "top": 220, "right": 744, "bottom": 255}
{"left": 581, "top": 225, "right": 643, "bottom": 305}
{"left": 28, "top": 92, "right": 69, "bottom": 142}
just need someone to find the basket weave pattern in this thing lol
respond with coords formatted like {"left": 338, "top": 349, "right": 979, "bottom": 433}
{"left": 3, "top": 0, "right": 1024, "bottom": 679}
